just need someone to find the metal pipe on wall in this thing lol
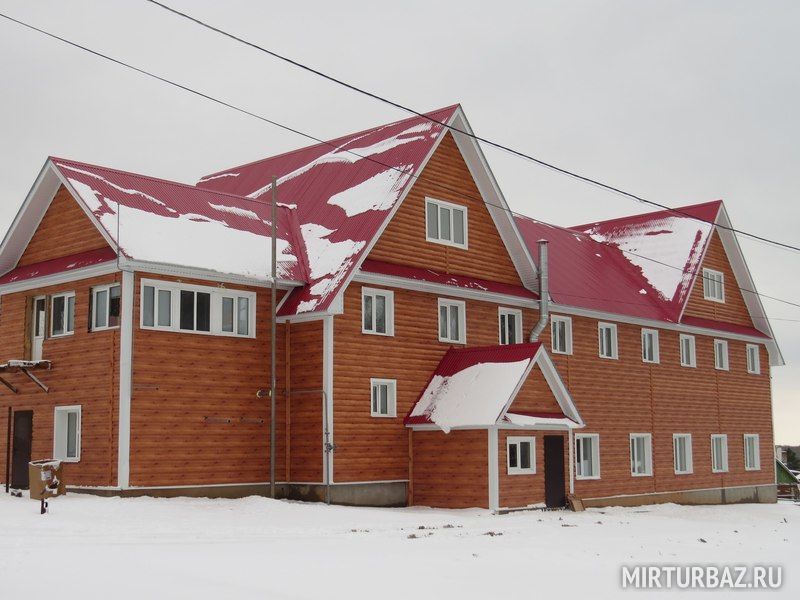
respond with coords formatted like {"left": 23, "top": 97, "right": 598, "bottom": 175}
{"left": 528, "top": 239, "right": 550, "bottom": 342}
{"left": 270, "top": 176, "right": 277, "bottom": 499}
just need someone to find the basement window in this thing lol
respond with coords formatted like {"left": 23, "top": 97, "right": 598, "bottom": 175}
{"left": 744, "top": 434, "right": 760, "bottom": 471}
{"left": 702, "top": 268, "right": 725, "bottom": 302}
{"left": 425, "top": 198, "right": 468, "bottom": 249}
{"left": 362, "top": 287, "right": 394, "bottom": 336}
{"left": 370, "top": 379, "right": 397, "bottom": 417}
{"left": 598, "top": 322, "right": 618, "bottom": 359}
{"left": 507, "top": 436, "right": 536, "bottom": 475}
{"left": 679, "top": 334, "right": 696, "bottom": 368}
{"left": 498, "top": 308, "right": 522, "bottom": 345}
{"left": 438, "top": 298, "right": 466, "bottom": 344}
{"left": 575, "top": 433, "right": 600, "bottom": 480}
{"left": 50, "top": 292, "right": 76, "bottom": 337}
{"left": 673, "top": 433, "right": 693, "bottom": 475}
{"left": 53, "top": 405, "right": 81, "bottom": 462}
{"left": 714, "top": 339, "right": 729, "bottom": 371}
{"left": 711, "top": 434, "right": 729, "bottom": 473}
{"left": 551, "top": 316, "right": 572, "bottom": 355}
{"left": 629, "top": 433, "right": 653, "bottom": 477}
{"left": 92, "top": 284, "right": 121, "bottom": 331}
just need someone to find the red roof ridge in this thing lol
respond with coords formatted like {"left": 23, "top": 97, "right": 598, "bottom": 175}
{"left": 571, "top": 199, "right": 723, "bottom": 232}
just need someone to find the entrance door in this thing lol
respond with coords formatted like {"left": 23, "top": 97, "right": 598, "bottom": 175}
{"left": 544, "top": 435, "right": 566, "bottom": 508}
{"left": 11, "top": 411, "right": 33, "bottom": 489}
{"left": 31, "top": 296, "right": 46, "bottom": 361}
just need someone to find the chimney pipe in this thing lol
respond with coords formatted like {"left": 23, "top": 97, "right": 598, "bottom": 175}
{"left": 529, "top": 239, "right": 549, "bottom": 342}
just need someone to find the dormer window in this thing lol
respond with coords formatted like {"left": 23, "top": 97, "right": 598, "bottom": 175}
{"left": 702, "top": 268, "right": 725, "bottom": 302}
{"left": 425, "top": 198, "right": 467, "bottom": 249}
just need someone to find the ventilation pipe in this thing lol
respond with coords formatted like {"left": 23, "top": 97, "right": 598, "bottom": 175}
{"left": 529, "top": 239, "right": 549, "bottom": 342}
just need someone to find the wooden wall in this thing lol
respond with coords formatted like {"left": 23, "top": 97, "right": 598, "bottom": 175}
{"left": 497, "top": 430, "right": 569, "bottom": 509}
{"left": 506, "top": 366, "right": 563, "bottom": 414}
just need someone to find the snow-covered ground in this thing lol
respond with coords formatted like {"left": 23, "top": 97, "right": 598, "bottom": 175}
{"left": 1, "top": 492, "right": 797, "bottom": 598}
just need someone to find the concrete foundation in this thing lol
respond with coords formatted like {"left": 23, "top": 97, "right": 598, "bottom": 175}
{"left": 581, "top": 484, "right": 777, "bottom": 508}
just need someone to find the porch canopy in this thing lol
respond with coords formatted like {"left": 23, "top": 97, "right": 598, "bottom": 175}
{"left": 404, "top": 342, "right": 583, "bottom": 433}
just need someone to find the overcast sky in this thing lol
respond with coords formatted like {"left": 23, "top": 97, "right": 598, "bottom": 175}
{"left": 1, "top": 1, "right": 798, "bottom": 443}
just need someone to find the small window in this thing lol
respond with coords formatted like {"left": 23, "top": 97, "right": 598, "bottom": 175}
{"left": 711, "top": 434, "right": 729, "bottom": 473}
{"left": 221, "top": 295, "right": 251, "bottom": 336}
{"left": 630, "top": 433, "right": 653, "bottom": 477}
{"left": 679, "top": 334, "right": 696, "bottom": 367}
{"left": 598, "top": 322, "right": 618, "bottom": 359}
{"left": 362, "top": 288, "right": 394, "bottom": 336}
{"left": 746, "top": 344, "right": 760, "bottom": 374}
{"left": 702, "top": 268, "right": 725, "bottom": 302}
{"left": 425, "top": 198, "right": 468, "bottom": 249}
{"left": 673, "top": 433, "right": 693, "bottom": 475}
{"left": 498, "top": 308, "right": 522, "bottom": 345}
{"left": 50, "top": 292, "right": 76, "bottom": 337}
{"left": 370, "top": 379, "right": 397, "bottom": 417}
{"left": 438, "top": 299, "right": 466, "bottom": 344}
{"left": 551, "top": 316, "right": 572, "bottom": 355}
{"left": 180, "top": 290, "right": 211, "bottom": 332}
{"left": 507, "top": 436, "right": 536, "bottom": 474}
{"left": 53, "top": 405, "right": 81, "bottom": 462}
{"left": 576, "top": 433, "right": 600, "bottom": 479}
{"left": 641, "top": 329, "right": 659, "bottom": 363}
{"left": 92, "top": 284, "right": 121, "bottom": 331}
{"left": 744, "top": 434, "right": 760, "bottom": 471}
{"left": 714, "top": 339, "right": 729, "bottom": 371}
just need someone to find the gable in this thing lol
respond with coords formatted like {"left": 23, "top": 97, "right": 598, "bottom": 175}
{"left": 368, "top": 132, "right": 524, "bottom": 287}
{"left": 506, "top": 364, "right": 563, "bottom": 415}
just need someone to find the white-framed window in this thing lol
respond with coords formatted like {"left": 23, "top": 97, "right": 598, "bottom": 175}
{"left": 91, "top": 283, "right": 121, "bottom": 331}
{"left": 711, "top": 434, "right": 729, "bottom": 473}
{"left": 50, "top": 292, "right": 76, "bottom": 337}
{"left": 438, "top": 298, "right": 466, "bottom": 344}
{"left": 53, "top": 405, "right": 81, "bottom": 462}
{"left": 551, "top": 316, "right": 573, "bottom": 355}
{"left": 370, "top": 378, "right": 397, "bottom": 417}
{"left": 576, "top": 433, "right": 600, "bottom": 479}
{"left": 673, "top": 433, "right": 693, "bottom": 475}
{"left": 425, "top": 198, "right": 468, "bottom": 249}
{"left": 746, "top": 344, "right": 761, "bottom": 375}
{"left": 598, "top": 322, "right": 618, "bottom": 359}
{"left": 140, "top": 279, "right": 256, "bottom": 338}
{"left": 641, "top": 329, "right": 660, "bottom": 364}
{"left": 498, "top": 308, "right": 522, "bottom": 345}
{"left": 507, "top": 436, "right": 536, "bottom": 475}
{"left": 702, "top": 268, "right": 725, "bottom": 302}
{"left": 630, "top": 433, "right": 653, "bottom": 477}
{"left": 744, "top": 434, "right": 761, "bottom": 471}
{"left": 714, "top": 339, "right": 729, "bottom": 371}
{"left": 679, "top": 334, "right": 696, "bottom": 367}
{"left": 362, "top": 287, "right": 394, "bottom": 336}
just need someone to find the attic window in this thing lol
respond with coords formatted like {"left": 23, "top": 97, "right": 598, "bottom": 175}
{"left": 426, "top": 198, "right": 467, "bottom": 249}
{"left": 702, "top": 268, "right": 725, "bottom": 302}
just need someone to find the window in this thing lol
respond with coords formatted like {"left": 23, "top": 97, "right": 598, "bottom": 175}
{"left": 362, "top": 288, "right": 394, "bottom": 336}
{"left": 702, "top": 268, "right": 725, "bottom": 302}
{"left": 140, "top": 279, "right": 255, "bottom": 338}
{"left": 438, "top": 298, "right": 466, "bottom": 344}
{"left": 92, "top": 284, "right": 121, "bottom": 331}
{"left": 714, "top": 339, "right": 729, "bottom": 371}
{"left": 598, "top": 322, "right": 618, "bottom": 359}
{"left": 744, "top": 434, "right": 761, "bottom": 471}
{"left": 50, "top": 292, "right": 76, "bottom": 337}
{"left": 370, "top": 379, "right": 397, "bottom": 417}
{"left": 53, "top": 405, "right": 81, "bottom": 462}
{"left": 679, "top": 334, "right": 696, "bottom": 367}
{"left": 507, "top": 436, "right": 536, "bottom": 474}
{"left": 551, "top": 316, "right": 572, "bottom": 355}
{"left": 641, "top": 329, "right": 659, "bottom": 363}
{"left": 425, "top": 198, "right": 467, "bottom": 249}
{"left": 575, "top": 433, "right": 600, "bottom": 479}
{"left": 673, "top": 434, "right": 693, "bottom": 475}
{"left": 746, "top": 344, "right": 760, "bottom": 374}
{"left": 630, "top": 433, "right": 653, "bottom": 477}
{"left": 711, "top": 434, "right": 729, "bottom": 473}
{"left": 498, "top": 308, "right": 522, "bottom": 345}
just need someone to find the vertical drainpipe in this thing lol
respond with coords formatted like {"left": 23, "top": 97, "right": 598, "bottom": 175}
{"left": 528, "top": 240, "right": 549, "bottom": 343}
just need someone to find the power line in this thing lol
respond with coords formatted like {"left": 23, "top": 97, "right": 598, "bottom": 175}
{"left": 1, "top": 10, "right": 798, "bottom": 316}
{"left": 144, "top": 0, "right": 800, "bottom": 255}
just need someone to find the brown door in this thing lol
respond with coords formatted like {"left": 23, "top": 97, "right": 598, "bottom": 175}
{"left": 544, "top": 435, "right": 566, "bottom": 508}
{"left": 11, "top": 411, "right": 33, "bottom": 489}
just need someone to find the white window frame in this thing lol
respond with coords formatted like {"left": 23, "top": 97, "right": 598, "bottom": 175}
{"left": 744, "top": 434, "right": 761, "bottom": 471}
{"left": 506, "top": 436, "right": 536, "bottom": 475}
{"left": 551, "top": 315, "right": 573, "bottom": 355}
{"left": 140, "top": 278, "right": 256, "bottom": 338}
{"left": 50, "top": 291, "right": 76, "bottom": 338}
{"left": 370, "top": 378, "right": 397, "bottom": 418}
{"left": 714, "top": 339, "right": 729, "bottom": 371}
{"left": 498, "top": 307, "right": 523, "bottom": 345}
{"left": 362, "top": 287, "right": 395, "bottom": 337}
{"left": 711, "top": 434, "right": 729, "bottom": 473}
{"left": 702, "top": 268, "right": 725, "bottom": 303}
{"left": 425, "top": 197, "right": 468, "bottom": 249}
{"left": 679, "top": 334, "right": 696, "bottom": 368}
{"left": 598, "top": 322, "right": 618, "bottom": 360}
{"left": 746, "top": 344, "right": 761, "bottom": 375}
{"left": 438, "top": 298, "right": 466, "bottom": 344}
{"left": 641, "top": 328, "right": 660, "bottom": 364}
{"left": 575, "top": 433, "right": 601, "bottom": 480}
{"left": 91, "top": 283, "right": 121, "bottom": 332}
{"left": 673, "top": 433, "right": 693, "bottom": 475}
{"left": 629, "top": 433, "right": 653, "bottom": 477}
{"left": 53, "top": 405, "right": 81, "bottom": 462}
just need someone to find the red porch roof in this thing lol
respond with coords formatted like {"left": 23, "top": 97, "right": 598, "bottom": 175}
{"left": 0, "top": 247, "right": 117, "bottom": 286}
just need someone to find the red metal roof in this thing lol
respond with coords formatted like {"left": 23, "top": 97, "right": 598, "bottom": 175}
{"left": 680, "top": 315, "right": 770, "bottom": 339}
{"left": 0, "top": 247, "right": 117, "bottom": 285}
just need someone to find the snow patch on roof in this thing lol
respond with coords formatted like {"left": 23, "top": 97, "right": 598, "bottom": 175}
{"left": 327, "top": 166, "right": 413, "bottom": 217}
{"left": 208, "top": 203, "right": 261, "bottom": 221}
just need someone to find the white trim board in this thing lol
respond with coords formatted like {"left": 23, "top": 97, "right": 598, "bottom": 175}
{"left": 0, "top": 261, "right": 119, "bottom": 295}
